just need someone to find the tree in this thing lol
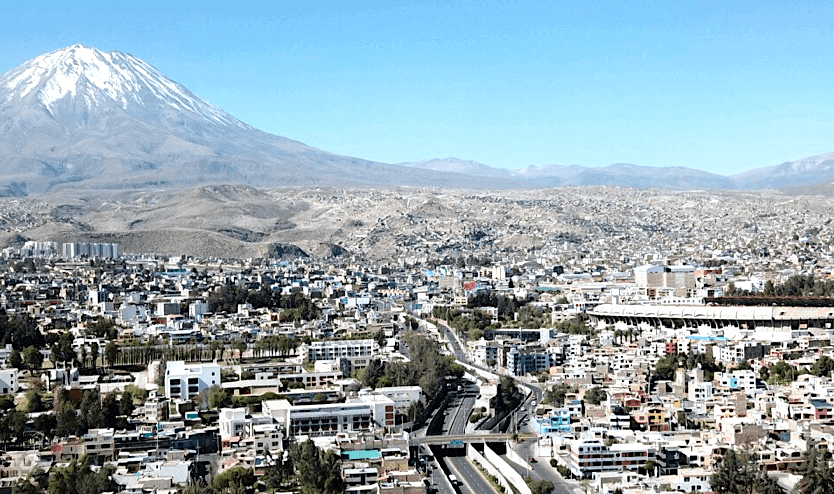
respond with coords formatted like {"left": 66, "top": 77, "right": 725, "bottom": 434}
{"left": 289, "top": 439, "right": 344, "bottom": 494}
{"left": 584, "top": 387, "right": 607, "bottom": 405}
{"left": 374, "top": 329, "right": 387, "bottom": 348}
{"left": 11, "top": 479, "right": 38, "bottom": 494}
{"left": 644, "top": 459, "right": 658, "bottom": 477}
{"left": 711, "top": 449, "right": 757, "bottom": 494}
{"left": 811, "top": 356, "right": 834, "bottom": 377}
{"left": 89, "top": 342, "right": 99, "bottom": 370}
{"left": 23, "top": 346, "right": 43, "bottom": 372}
{"left": 46, "top": 457, "right": 117, "bottom": 494}
{"left": 8, "top": 349, "right": 23, "bottom": 370}
{"left": 211, "top": 466, "right": 254, "bottom": 493}
{"left": 209, "top": 385, "right": 231, "bottom": 409}
{"left": 25, "top": 390, "right": 43, "bottom": 413}
{"left": 525, "top": 478, "right": 555, "bottom": 494}
{"left": 653, "top": 354, "right": 681, "bottom": 382}
{"left": 105, "top": 342, "right": 119, "bottom": 368}
{"left": 544, "top": 383, "right": 575, "bottom": 407}
{"left": 796, "top": 446, "right": 834, "bottom": 494}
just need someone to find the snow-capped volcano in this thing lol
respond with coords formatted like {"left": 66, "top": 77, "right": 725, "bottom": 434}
{"left": 0, "top": 44, "right": 506, "bottom": 194}
{"left": 1, "top": 44, "right": 247, "bottom": 128}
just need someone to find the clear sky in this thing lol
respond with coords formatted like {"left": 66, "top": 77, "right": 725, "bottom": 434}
{"left": 2, "top": 1, "right": 834, "bottom": 175}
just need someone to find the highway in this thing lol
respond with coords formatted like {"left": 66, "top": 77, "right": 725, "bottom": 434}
{"left": 425, "top": 378, "right": 500, "bottom": 494}
{"left": 512, "top": 438, "right": 578, "bottom": 494}
{"left": 435, "top": 319, "right": 576, "bottom": 494}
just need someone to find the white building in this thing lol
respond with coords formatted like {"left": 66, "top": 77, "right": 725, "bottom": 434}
{"left": 189, "top": 301, "right": 208, "bottom": 321}
{"left": 566, "top": 435, "right": 651, "bottom": 479}
{"left": 164, "top": 361, "right": 221, "bottom": 401}
{"left": 263, "top": 395, "right": 395, "bottom": 437}
{"left": 359, "top": 386, "right": 423, "bottom": 413}
{"left": 717, "top": 370, "right": 757, "bottom": 392}
{"left": 304, "top": 339, "right": 377, "bottom": 362}
{"left": 0, "top": 368, "right": 18, "bottom": 394}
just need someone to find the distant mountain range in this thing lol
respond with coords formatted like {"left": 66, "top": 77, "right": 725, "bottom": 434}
{"left": 397, "top": 159, "right": 739, "bottom": 189}
{"left": 0, "top": 44, "right": 832, "bottom": 195}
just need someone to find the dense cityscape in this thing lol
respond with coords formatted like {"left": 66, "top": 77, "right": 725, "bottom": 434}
{"left": 0, "top": 192, "right": 833, "bottom": 494}
{"left": 4, "top": 14, "right": 834, "bottom": 494}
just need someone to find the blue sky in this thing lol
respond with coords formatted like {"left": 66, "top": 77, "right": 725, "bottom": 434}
{"left": 2, "top": 1, "right": 834, "bottom": 175}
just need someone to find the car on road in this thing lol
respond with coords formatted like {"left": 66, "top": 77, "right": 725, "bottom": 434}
{"left": 529, "top": 457, "right": 537, "bottom": 463}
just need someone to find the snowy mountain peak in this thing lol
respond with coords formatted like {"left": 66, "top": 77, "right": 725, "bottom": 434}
{"left": 0, "top": 44, "right": 248, "bottom": 128}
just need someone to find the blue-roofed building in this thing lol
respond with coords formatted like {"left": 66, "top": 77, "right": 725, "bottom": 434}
{"left": 535, "top": 408, "right": 573, "bottom": 434}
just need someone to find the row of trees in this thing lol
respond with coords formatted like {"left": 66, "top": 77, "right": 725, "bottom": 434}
{"left": 729, "top": 274, "right": 834, "bottom": 298}
{"left": 0, "top": 313, "right": 45, "bottom": 352}
{"left": 711, "top": 445, "right": 834, "bottom": 494}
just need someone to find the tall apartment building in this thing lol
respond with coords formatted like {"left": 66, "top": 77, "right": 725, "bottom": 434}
{"left": 507, "top": 347, "right": 553, "bottom": 376}
{"left": 62, "top": 242, "right": 120, "bottom": 259}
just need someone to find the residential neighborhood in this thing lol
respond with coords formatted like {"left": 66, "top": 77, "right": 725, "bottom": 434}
{"left": 0, "top": 229, "right": 833, "bottom": 494}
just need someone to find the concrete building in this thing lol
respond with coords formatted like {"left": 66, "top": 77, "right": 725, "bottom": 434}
{"left": 507, "top": 347, "right": 552, "bottom": 376}
{"left": 263, "top": 396, "right": 395, "bottom": 437}
{"left": 566, "top": 436, "right": 651, "bottom": 479}
{"left": 304, "top": 339, "right": 377, "bottom": 362}
{"left": 634, "top": 264, "right": 695, "bottom": 297}
{"left": 0, "top": 368, "right": 18, "bottom": 394}
{"left": 164, "top": 361, "right": 221, "bottom": 401}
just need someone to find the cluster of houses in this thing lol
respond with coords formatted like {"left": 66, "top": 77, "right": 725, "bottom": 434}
{"left": 0, "top": 245, "right": 832, "bottom": 493}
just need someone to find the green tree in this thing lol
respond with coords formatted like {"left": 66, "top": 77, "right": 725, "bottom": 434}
{"left": 811, "top": 356, "right": 834, "bottom": 377}
{"left": 23, "top": 346, "right": 43, "bottom": 372}
{"left": 584, "top": 386, "right": 607, "bottom": 405}
{"left": 289, "top": 439, "right": 344, "bottom": 494}
{"left": 525, "top": 478, "right": 555, "bottom": 494}
{"left": 796, "top": 447, "right": 834, "bottom": 494}
{"left": 47, "top": 456, "right": 117, "bottom": 494}
{"left": 211, "top": 466, "right": 254, "bottom": 493}
{"left": 24, "top": 390, "right": 43, "bottom": 413}
{"left": 11, "top": 479, "right": 38, "bottom": 494}
{"left": 711, "top": 449, "right": 757, "bottom": 494}
{"left": 105, "top": 341, "right": 119, "bottom": 368}
{"left": 644, "top": 459, "right": 658, "bottom": 477}
{"left": 8, "top": 349, "right": 23, "bottom": 370}
{"left": 544, "top": 383, "right": 576, "bottom": 407}
{"left": 89, "top": 342, "right": 99, "bottom": 370}
{"left": 208, "top": 385, "right": 231, "bottom": 409}
{"left": 374, "top": 329, "right": 387, "bottom": 348}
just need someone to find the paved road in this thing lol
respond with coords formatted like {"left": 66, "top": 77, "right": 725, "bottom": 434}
{"left": 441, "top": 323, "right": 470, "bottom": 364}
{"left": 447, "top": 455, "right": 496, "bottom": 494}
{"left": 427, "top": 380, "right": 500, "bottom": 494}
{"left": 513, "top": 438, "right": 578, "bottom": 494}
{"left": 445, "top": 381, "right": 478, "bottom": 435}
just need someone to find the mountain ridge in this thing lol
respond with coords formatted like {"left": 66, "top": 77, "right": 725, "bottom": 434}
{"left": 0, "top": 45, "right": 524, "bottom": 194}
{"left": 0, "top": 44, "right": 832, "bottom": 193}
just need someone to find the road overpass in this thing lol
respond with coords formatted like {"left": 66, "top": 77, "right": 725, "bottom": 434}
{"left": 418, "top": 433, "right": 537, "bottom": 445}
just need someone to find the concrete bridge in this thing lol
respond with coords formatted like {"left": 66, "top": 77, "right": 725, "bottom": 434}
{"left": 417, "top": 432, "right": 537, "bottom": 445}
